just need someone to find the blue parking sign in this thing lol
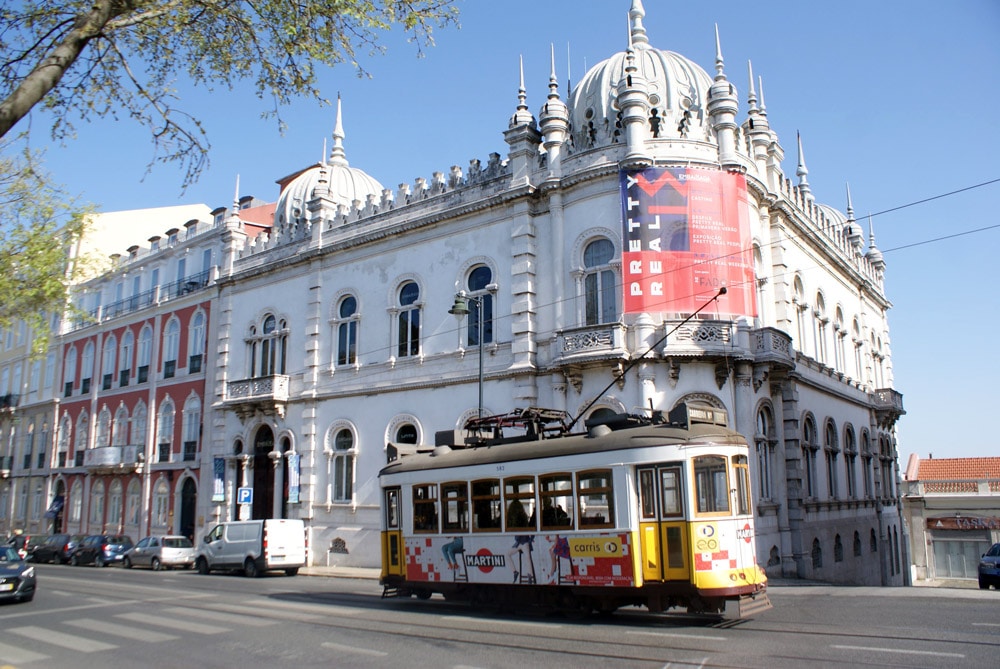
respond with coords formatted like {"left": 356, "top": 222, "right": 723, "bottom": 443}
{"left": 237, "top": 487, "right": 253, "bottom": 505}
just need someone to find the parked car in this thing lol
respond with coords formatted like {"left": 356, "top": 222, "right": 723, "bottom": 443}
{"left": 70, "top": 535, "right": 134, "bottom": 567}
{"left": 124, "top": 536, "right": 195, "bottom": 571}
{"left": 0, "top": 545, "right": 36, "bottom": 603}
{"left": 23, "top": 535, "right": 48, "bottom": 562}
{"left": 30, "top": 533, "right": 72, "bottom": 564}
{"left": 979, "top": 542, "right": 1000, "bottom": 590}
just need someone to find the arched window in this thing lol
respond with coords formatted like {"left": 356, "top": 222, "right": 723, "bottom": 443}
{"left": 163, "top": 318, "right": 180, "bottom": 378}
{"left": 793, "top": 277, "right": 807, "bottom": 353}
{"left": 182, "top": 395, "right": 201, "bottom": 461}
{"left": 853, "top": 531, "right": 862, "bottom": 557}
{"left": 824, "top": 420, "right": 839, "bottom": 499}
{"left": 834, "top": 307, "right": 846, "bottom": 372}
{"left": 755, "top": 406, "right": 775, "bottom": 500}
{"left": 834, "top": 534, "right": 844, "bottom": 562}
{"left": 157, "top": 399, "right": 175, "bottom": 463}
{"left": 90, "top": 480, "right": 105, "bottom": 524}
{"left": 870, "top": 528, "right": 878, "bottom": 553}
{"left": 101, "top": 335, "right": 117, "bottom": 390}
{"left": 126, "top": 479, "right": 142, "bottom": 526}
{"left": 58, "top": 414, "right": 71, "bottom": 465}
{"left": 336, "top": 296, "right": 359, "bottom": 366}
{"left": 802, "top": 416, "right": 818, "bottom": 498}
{"left": 397, "top": 282, "right": 420, "bottom": 357}
{"left": 108, "top": 480, "right": 123, "bottom": 530}
{"left": 252, "top": 314, "right": 288, "bottom": 377}
{"left": 583, "top": 239, "right": 616, "bottom": 325}
{"left": 138, "top": 326, "right": 153, "bottom": 383}
{"left": 112, "top": 405, "right": 129, "bottom": 447}
{"left": 152, "top": 480, "right": 170, "bottom": 528}
{"left": 119, "top": 329, "right": 134, "bottom": 386}
{"left": 861, "top": 431, "right": 874, "bottom": 498}
{"left": 63, "top": 346, "right": 77, "bottom": 396}
{"left": 75, "top": 410, "right": 89, "bottom": 454}
{"left": 844, "top": 427, "right": 858, "bottom": 498}
{"left": 811, "top": 538, "right": 822, "bottom": 569}
{"left": 466, "top": 266, "right": 494, "bottom": 346}
{"left": 96, "top": 407, "right": 112, "bottom": 448}
{"left": 131, "top": 401, "right": 147, "bottom": 449}
{"left": 189, "top": 311, "right": 206, "bottom": 373}
{"left": 69, "top": 480, "right": 83, "bottom": 522}
{"left": 814, "top": 292, "right": 827, "bottom": 364}
{"left": 332, "top": 428, "right": 356, "bottom": 503}
{"left": 81, "top": 341, "right": 95, "bottom": 392}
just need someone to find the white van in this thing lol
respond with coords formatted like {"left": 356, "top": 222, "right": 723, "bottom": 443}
{"left": 195, "top": 519, "right": 306, "bottom": 577}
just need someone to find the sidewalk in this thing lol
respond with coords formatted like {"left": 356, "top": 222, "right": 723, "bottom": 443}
{"left": 300, "top": 564, "right": 380, "bottom": 580}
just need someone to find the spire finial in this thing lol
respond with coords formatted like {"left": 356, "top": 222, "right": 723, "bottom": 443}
{"left": 846, "top": 183, "right": 855, "bottom": 219}
{"left": 329, "top": 92, "right": 348, "bottom": 166}
{"left": 796, "top": 131, "right": 812, "bottom": 199}
{"left": 714, "top": 24, "right": 725, "bottom": 78}
{"left": 233, "top": 174, "right": 240, "bottom": 212}
{"left": 509, "top": 55, "right": 535, "bottom": 128}
{"left": 747, "top": 61, "right": 758, "bottom": 111}
{"left": 758, "top": 76, "right": 767, "bottom": 114}
{"left": 629, "top": 0, "right": 648, "bottom": 48}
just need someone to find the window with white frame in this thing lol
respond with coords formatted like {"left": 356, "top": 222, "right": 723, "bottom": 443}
{"left": 163, "top": 319, "right": 179, "bottom": 378}
{"left": 189, "top": 311, "right": 205, "bottom": 372}
{"left": 844, "top": 427, "right": 858, "bottom": 498}
{"left": 75, "top": 410, "right": 89, "bottom": 453}
{"left": 119, "top": 330, "right": 133, "bottom": 385}
{"left": 126, "top": 479, "right": 141, "bottom": 526}
{"left": 132, "top": 401, "right": 147, "bottom": 449}
{"left": 335, "top": 295, "right": 359, "bottom": 366}
{"left": 802, "top": 416, "right": 818, "bottom": 499}
{"left": 331, "top": 427, "right": 356, "bottom": 503}
{"left": 465, "top": 266, "right": 494, "bottom": 346}
{"left": 152, "top": 480, "right": 169, "bottom": 527}
{"left": 583, "top": 239, "right": 617, "bottom": 325}
{"left": 90, "top": 480, "right": 105, "bottom": 524}
{"left": 31, "top": 484, "right": 42, "bottom": 520}
{"left": 96, "top": 407, "right": 112, "bottom": 448}
{"left": 755, "top": 406, "right": 775, "bottom": 501}
{"left": 138, "top": 326, "right": 153, "bottom": 383}
{"left": 824, "top": 420, "right": 839, "bottom": 499}
{"left": 63, "top": 346, "right": 77, "bottom": 396}
{"left": 112, "top": 405, "right": 129, "bottom": 447}
{"left": 101, "top": 335, "right": 117, "bottom": 389}
{"left": 157, "top": 399, "right": 174, "bottom": 463}
{"left": 81, "top": 341, "right": 95, "bottom": 392}
{"left": 248, "top": 314, "right": 288, "bottom": 377}
{"left": 108, "top": 480, "right": 122, "bottom": 529}
{"left": 69, "top": 480, "right": 83, "bottom": 522}
{"left": 182, "top": 395, "right": 201, "bottom": 461}
{"left": 396, "top": 282, "right": 420, "bottom": 358}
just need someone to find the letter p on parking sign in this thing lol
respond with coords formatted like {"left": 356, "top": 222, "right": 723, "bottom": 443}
{"left": 237, "top": 487, "right": 253, "bottom": 505}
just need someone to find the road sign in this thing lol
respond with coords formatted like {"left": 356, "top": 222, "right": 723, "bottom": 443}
{"left": 237, "top": 487, "right": 253, "bottom": 505}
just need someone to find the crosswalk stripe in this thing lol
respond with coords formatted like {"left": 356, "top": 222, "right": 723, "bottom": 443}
{"left": 160, "top": 606, "right": 272, "bottom": 627}
{"left": 243, "top": 598, "right": 356, "bottom": 616}
{"left": 0, "top": 640, "right": 50, "bottom": 664}
{"left": 117, "top": 612, "right": 229, "bottom": 634}
{"left": 66, "top": 618, "right": 179, "bottom": 642}
{"left": 8, "top": 626, "right": 117, "bottom": 652}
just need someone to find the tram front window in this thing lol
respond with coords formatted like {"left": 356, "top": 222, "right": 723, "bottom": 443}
{"left": 694, "top": 456, "right": 730, "bottom": 514}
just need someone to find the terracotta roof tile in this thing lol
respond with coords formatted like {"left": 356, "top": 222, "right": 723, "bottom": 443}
{"left": 915, "top": 457, "right": 1000, "bottom": 481}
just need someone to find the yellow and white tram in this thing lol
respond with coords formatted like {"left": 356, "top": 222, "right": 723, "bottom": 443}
{"left": 379, "top": 403, "right": 771, "bottom": 618}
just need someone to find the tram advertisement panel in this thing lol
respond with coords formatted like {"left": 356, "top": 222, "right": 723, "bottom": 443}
{"left": 620, "top": 167, "right": 757, "bottom": 317}
{"left": 404, "top": 533, "right": 635, "bottom": 587}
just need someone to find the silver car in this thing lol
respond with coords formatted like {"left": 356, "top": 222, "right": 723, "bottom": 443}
{"left": 123, "top": 535, "right": 195, "bottom": 571}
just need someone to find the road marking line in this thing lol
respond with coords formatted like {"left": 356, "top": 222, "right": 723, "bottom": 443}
{"left": 117, "top": 612, "right": 229, "bottom": 634}
{"left": 321, "top": 642, "right": 388, "bottom": 657}
{"left": 67, "top": 618, "right": 179, "bottom": 643}
{"left": 972, "top": 622, "right": 1000, "bottom": 628}
{"left": 161, "top": 606, "right": 273, "bottom": 627}
{"left": 831, "top": 645, "right": 965, "bottom": 659}
{"left": 445, "top": 615, "right": 562, "bottom": 629}
{"left": 243, "top": 598, "right": 356, "bottom": 616}
{"left": 628, "top": 630, "right": 725, "bottom": 642}
{"left": 8, "top": 626, "right": 117, "bottom": 652}
{"left": 0, "top": 640, "right": 50, "bottom": 664}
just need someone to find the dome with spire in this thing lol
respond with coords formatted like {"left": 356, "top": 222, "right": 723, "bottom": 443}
{"left": 568, "top": 0, "right": 714, "bottom": 148}
{"left": 274, "top": 96, "right": 383, "bottom": 230}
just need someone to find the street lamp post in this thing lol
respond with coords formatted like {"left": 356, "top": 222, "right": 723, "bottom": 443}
{"left": 449, "top": 292, "right": 485, "bottom": 420}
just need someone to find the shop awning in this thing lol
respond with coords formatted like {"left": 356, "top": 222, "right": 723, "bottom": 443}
{"left": 43, "top": 495, "right": 64, "bottom": 518}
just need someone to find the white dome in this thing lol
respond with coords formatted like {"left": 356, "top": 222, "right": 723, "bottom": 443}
{"left": 274, "top": 161, "right": 383, "bottom": 229}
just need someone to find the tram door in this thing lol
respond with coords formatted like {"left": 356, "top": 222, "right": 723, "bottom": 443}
{"left": 381, "top": 487, "right": 404, "bottom": 579}
{"left": 637, "top": 465, "right": 689, "bottom": 582}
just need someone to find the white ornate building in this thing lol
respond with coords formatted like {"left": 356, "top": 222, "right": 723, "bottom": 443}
{"left": 206, "top": 0, "right": 905, "bottom": 584}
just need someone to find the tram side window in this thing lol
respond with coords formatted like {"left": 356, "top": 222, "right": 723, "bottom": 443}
{"left": 660, "top": 466, "right": 683, "bottom": 517}
{"left": 694, "top": 455, "right": 730, "bottom": 514}
{"left": 578, "top": 470, "right": 614, "bottom": 528}
{"left": 539, "top": 474, "right": 574, "bottom": 530}
{"left": 441, "top": 482, "right": 469, "bottom": 532}
{"left": 385, "top": 488, "right": 400, "bottom": 529}
{"left": 504, "top": 476, "right": 535, "bottom": 531}
{"left": 733, "top": 455, "right": 751, "bottom": 515}
{"left": 471, "top": 479, "right": 502, "bottom": 531}
{"left": 413, "top": 484, "right": 439, "bottom": 532}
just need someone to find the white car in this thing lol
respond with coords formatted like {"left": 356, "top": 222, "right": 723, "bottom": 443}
{"left": 123, "top": 535, "right": 195, "bottom": 571}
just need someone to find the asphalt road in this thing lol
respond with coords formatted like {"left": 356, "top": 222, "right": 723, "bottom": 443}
{"left": 0, "top": 563, "right": 996, "bottom": 669}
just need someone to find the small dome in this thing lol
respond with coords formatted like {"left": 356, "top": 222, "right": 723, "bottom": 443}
{"left": 274, "top": 161, "right": 383, "bottom": 229}
{"left": 816, "top": 204, "right": 847, "bottom": 227}
{"left": 568, "top": 3, "right": 713, "bottom": 147}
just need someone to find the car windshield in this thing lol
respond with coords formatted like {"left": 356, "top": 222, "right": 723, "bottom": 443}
{"left": 163, "top": 537, "right": 193, "bottom": 548}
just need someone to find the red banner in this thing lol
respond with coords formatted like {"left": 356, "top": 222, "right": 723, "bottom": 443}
{"left": 621, "top": 168, "right": 757, "bottom": 316}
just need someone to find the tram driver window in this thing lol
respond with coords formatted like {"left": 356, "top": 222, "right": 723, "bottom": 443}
{"left": 413, "top": 484, "right": 439, "bottom": 532}
{"left": 577, "top": 470, "right": 614, "bottom": 528}
{"left": 694, "top": 455, "right": 730, "bottom": 514}
{"left": 733, "top": 455, "right": 751, "bottom": 515}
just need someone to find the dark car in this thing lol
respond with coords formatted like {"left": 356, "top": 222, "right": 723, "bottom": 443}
{"left": 0, "top": 545, "right": 36, "bottom": 603}
{"left": 70, "top": 534, "right": 134, "bottom": 567}
{"left": 30, "top": 533, "right": 67, "bottom": 564}
{"left": 23, "top": 535, "right": 48, "bottom": 562}
{"left": 979, "top": 542, "right": 1000, "bottom": 590}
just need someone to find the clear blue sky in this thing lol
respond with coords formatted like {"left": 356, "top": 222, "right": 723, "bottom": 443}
{"left": 27, "top": 0, "right": 1000, "bottom": 462}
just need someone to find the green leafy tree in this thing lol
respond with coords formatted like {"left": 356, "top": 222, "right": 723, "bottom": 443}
{"left": 0, "top": 0, "right": 459, "bottom": 186}
{"left": 0, "top": 142, "right": 93, "bottom": 356}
